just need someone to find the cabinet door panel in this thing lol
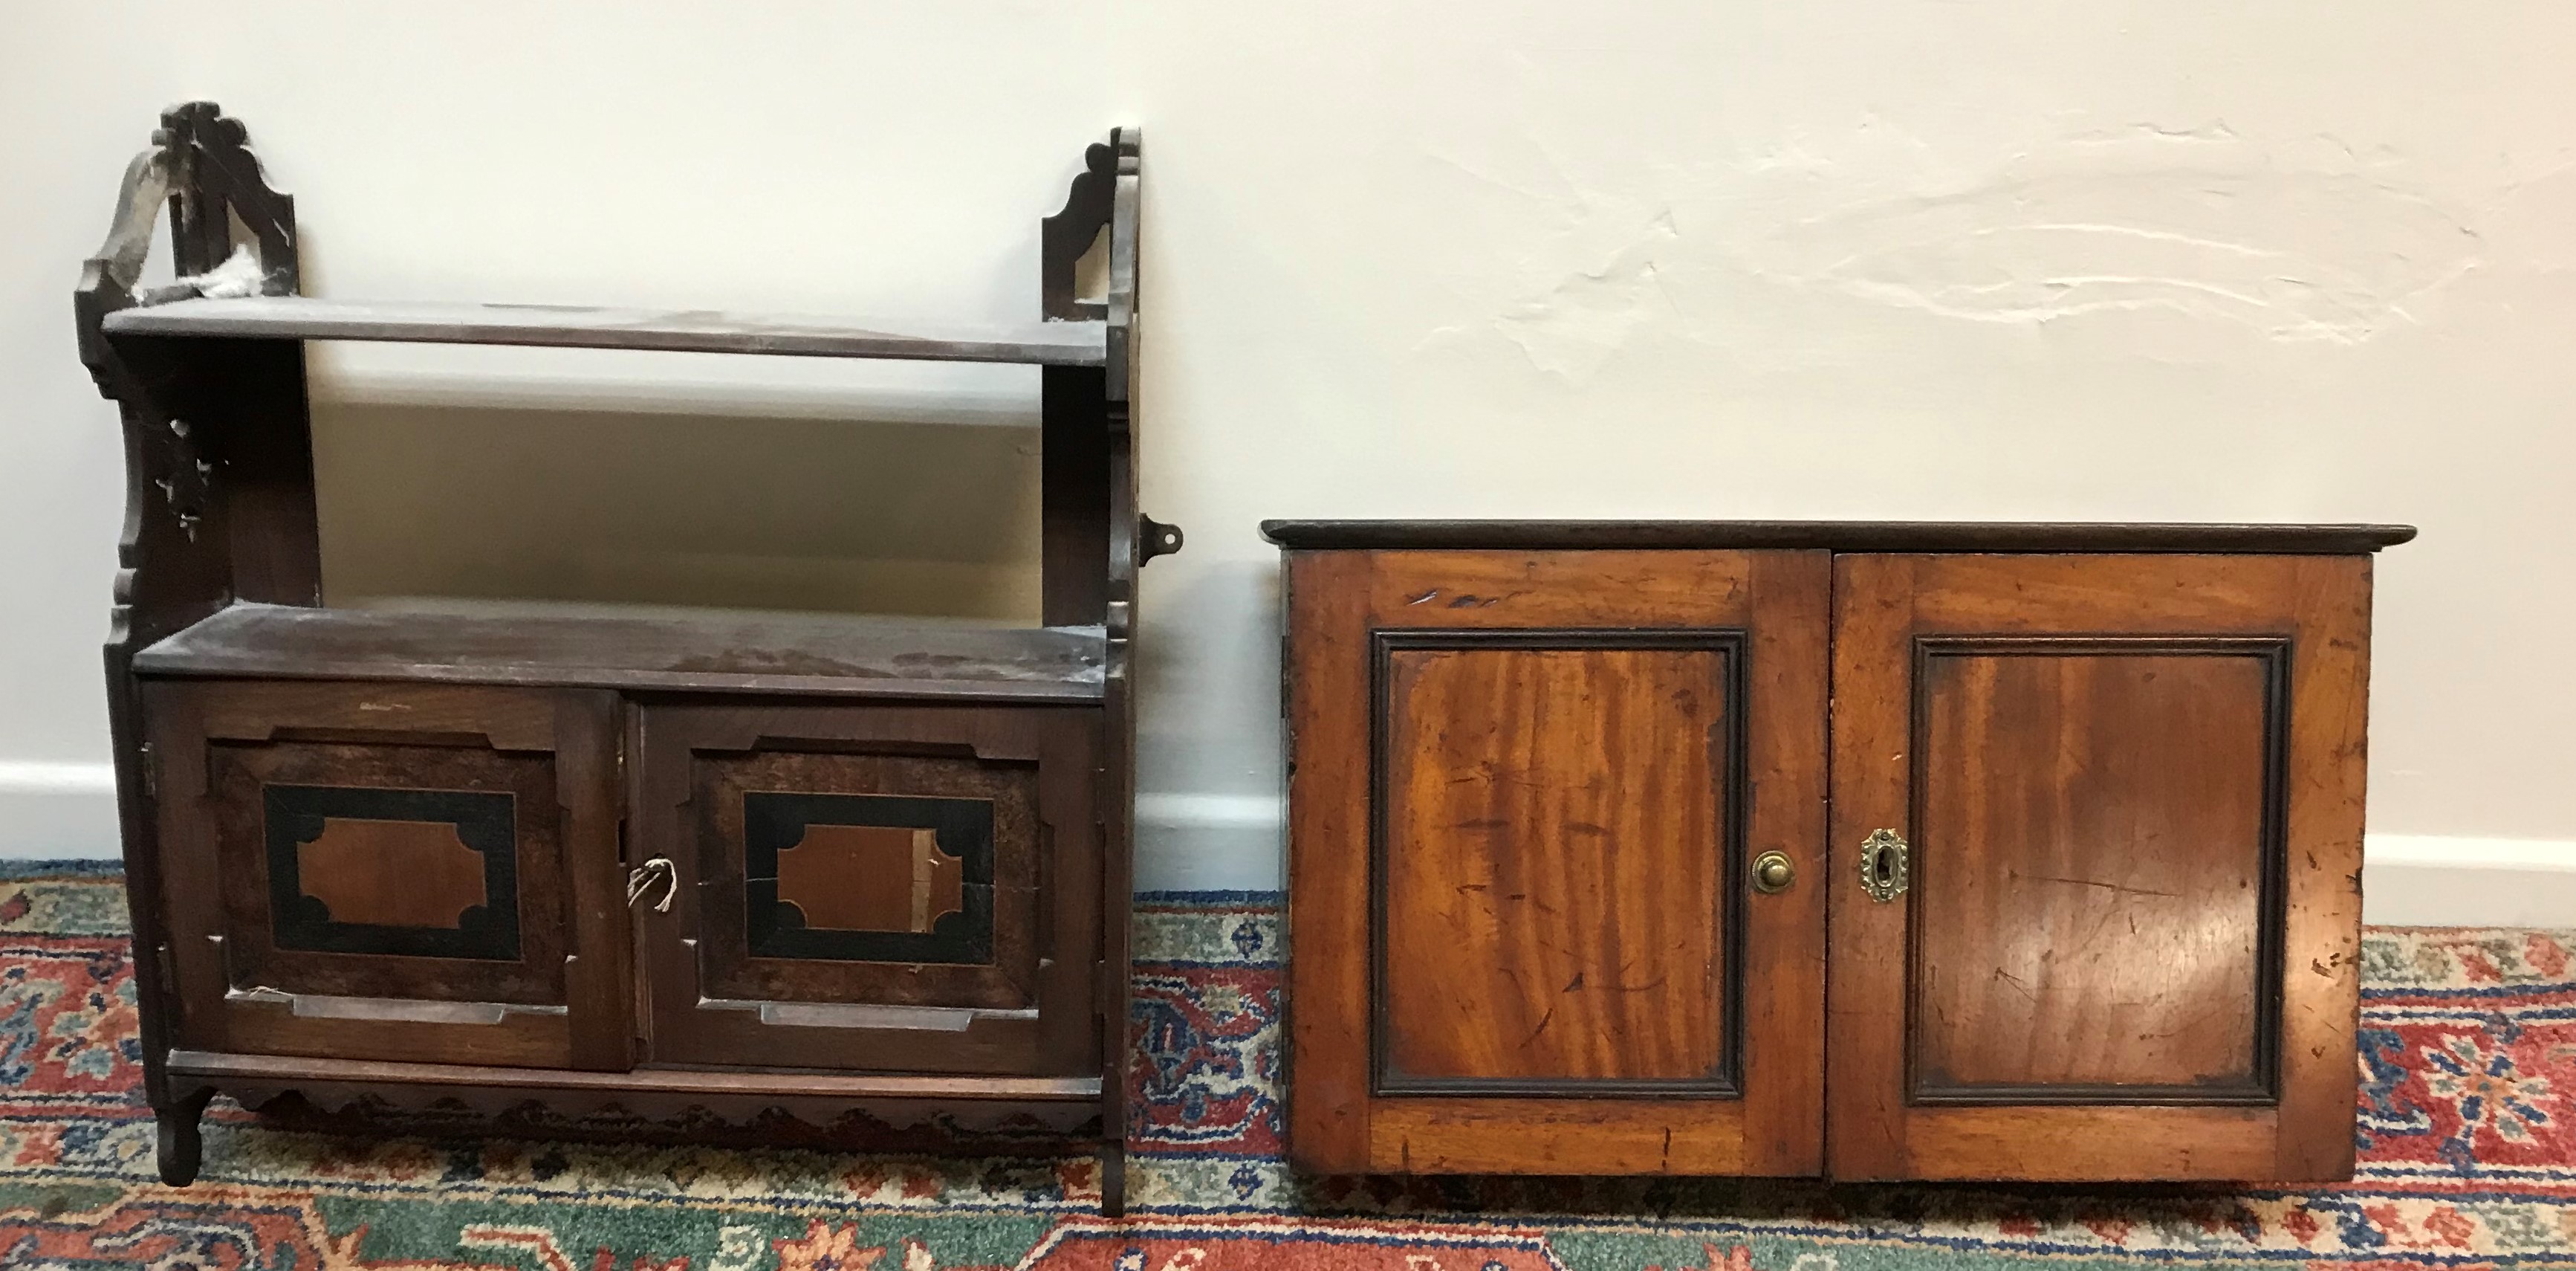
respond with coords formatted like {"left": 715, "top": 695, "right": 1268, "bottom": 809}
{"left": 1912, "top": 646, "right": 2277, "bottom": 1098}
{"left": 1289, "top": 549, "right": 1829, "bottom": 1176}
{"left": 141, "top": 680, "right": 627, "bottom": 1070}
{"left": 634, "top": 703, "right": 1100, "bottom": 1076}
{"left": 1381, "top": 640, "right": 1732, "bottom": 1090}
{"left": 1827, "top": 554, "right": 2370, "bottom": 1181}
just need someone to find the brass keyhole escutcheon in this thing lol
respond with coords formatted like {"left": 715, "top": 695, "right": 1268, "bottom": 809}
{"left": 1752, "top": 850, "right": 1796, "bottom": 894}
{"left": 1859, "top": 828, "right": 1910, "bottom": 903}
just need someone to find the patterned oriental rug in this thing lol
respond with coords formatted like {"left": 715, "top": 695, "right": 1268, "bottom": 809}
{"left": 2, "top": 862, "right": 2572, "bottom": 1270}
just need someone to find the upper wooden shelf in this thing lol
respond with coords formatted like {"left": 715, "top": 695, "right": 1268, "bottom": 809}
{"left": 133, "top": 601, "right": 1108, "bottom": 702}
{"left": 1259, "top": 520, "right": 2418, "bottom": 554}
{"left": 102, "top": 296, "right": 1109, "bottom": 366}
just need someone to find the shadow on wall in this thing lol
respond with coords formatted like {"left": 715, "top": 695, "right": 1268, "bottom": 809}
{"left": 309, "top": 402, "right": 1043, "bottom": 621}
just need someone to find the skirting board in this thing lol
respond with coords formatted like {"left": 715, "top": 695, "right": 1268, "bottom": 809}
{"left": 8, "top": 763, "right": 2572, "bottom": 924}
{"left": 0, "top": 762, "right": 120, "bottom": 861}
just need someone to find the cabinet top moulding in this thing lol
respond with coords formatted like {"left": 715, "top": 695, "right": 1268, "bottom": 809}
{"left": 103, "top": 296, "right": 1109, "bottom": 366}
{"left": 1258, "top": 520, "right": 2417, "bottom": 554}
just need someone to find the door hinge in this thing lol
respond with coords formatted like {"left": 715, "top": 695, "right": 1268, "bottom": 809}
{"left": 138, "top": 743, "right": 156, "bottom": 799}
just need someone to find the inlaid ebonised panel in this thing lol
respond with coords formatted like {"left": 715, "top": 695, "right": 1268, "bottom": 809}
{"left": 690, "top": 747, "right": 1042, "bottom": 1012}
{"left": 265, "top": 783, "right": 521, "bottom": 960}
{"left": 743, "top": 792, "right": 994, "bottom": 966}
{"left": 206, "top": 738, "right": 568, "bottom": 1006}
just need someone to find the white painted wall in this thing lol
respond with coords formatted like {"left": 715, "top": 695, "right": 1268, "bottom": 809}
{"left": 4, "top": 2, "right": 2574, "bottom": 922}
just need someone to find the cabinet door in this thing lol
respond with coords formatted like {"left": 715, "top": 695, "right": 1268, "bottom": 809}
{"left": 143, "top": 680, "right": 628, "bottom": 1070}
{"left": 1826, "top": 554, "right": 2371, "bottom": 1181}
{"left": 1288, "top": 549, "right": 1830, "bottom": 1175}
{"left": 632, "top": 703, "right": 1100, "bottom": 1077}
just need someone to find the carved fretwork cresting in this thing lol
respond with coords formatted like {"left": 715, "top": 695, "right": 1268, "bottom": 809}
{"left": 77, "top": 100, "right": 299, "bottom": 395}
{"left": 78, "top": 102, "right": 304, "bottom": 652}
{"left": 1040, "top": 139, "right": 1117, "bottom": 323}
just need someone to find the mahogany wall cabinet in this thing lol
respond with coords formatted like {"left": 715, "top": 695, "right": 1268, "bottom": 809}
{"left": 1267, "top": 520, "right": 2412, "bottom": 1183}
{"left": 80, "top": 104, "right": 1176, "bottom": 1213}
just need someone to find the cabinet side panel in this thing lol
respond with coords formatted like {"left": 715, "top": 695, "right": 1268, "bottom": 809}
{"left": 1378, "top": 644, "right": 1729, "bottom": 1088}
{"left": 1285, "top": 551, "right": 1378, "bottom": 1173}
{"left": 2274, "top": 556, "right": 2372, "bottom": 1180}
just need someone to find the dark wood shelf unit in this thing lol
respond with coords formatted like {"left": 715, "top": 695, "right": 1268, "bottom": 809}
{"left": 103, "top": 295, "right": 1111, "bottom": 366}
{"left": 136, "top": 603, "right": 1111, "bottom": 703}
{"left": 77, "top": 102, "right": 1176, "bottom": 1215}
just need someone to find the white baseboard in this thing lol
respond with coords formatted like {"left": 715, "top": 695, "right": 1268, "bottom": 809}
{"left": 0, "top": 760, "right": 121, "bottom": 860}
{"left": 10, "top": 760, "right": 2570, "bottom": 925}
{"left": 1136, "top": 792, "right": 1284, "bottom": 892}
{"left": 2360, "top": 835, "right": 2576, "bottom": 928}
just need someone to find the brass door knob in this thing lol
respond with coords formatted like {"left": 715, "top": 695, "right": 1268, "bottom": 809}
{"left": 1752, "top": 850, "right": 1796, "bottom": 893}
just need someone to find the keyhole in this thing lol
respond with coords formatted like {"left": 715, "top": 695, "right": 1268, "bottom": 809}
{"left": 1873, "top": 850, "right": 1892, "bottom": 887}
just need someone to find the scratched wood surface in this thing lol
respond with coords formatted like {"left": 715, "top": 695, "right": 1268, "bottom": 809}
{"left": 1912, "top": 651, "right": 2271, "bottom": 1094}
{"left": 134, "top": 601, "right": 1109, "bottom": 703}
{"left": 1826, "top": 553, "right": 2373, "bottom": 1182}
{"left": 1285, "top": 547, "right": 1832, "bottom": 1177}
{"left": 1380, "top": 645, "right": 1728, "bottom": 1084}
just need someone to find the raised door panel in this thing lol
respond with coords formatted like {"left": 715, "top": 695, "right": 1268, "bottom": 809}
{"left": 140, "top": 679, "right": 627, "bottom": 1070}
{"left": 1912, "top": 646, "right": 2277, "bottom": 1099}
{"left": 633, "top": 703, "right": 1100, "bottom": 1076}
{"left": 1379, "top": 638, "right": 1733, "bottom": 1093}
{"left": 1826, "top": 554, "right": 2371, "bottom": 1182}
{"left": 1288, "top": 549, "right": 1830, "bottom": 1176}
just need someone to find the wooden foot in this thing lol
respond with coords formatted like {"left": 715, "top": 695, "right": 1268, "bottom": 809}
{"left": 1097, "top": 1139, "right": 1126, "bottom": 1217}
{"left": 155, "top": 1089, "right": 213, "bottom": 1187}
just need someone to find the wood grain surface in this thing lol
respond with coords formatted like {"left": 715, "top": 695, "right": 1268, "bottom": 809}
{"left": 1285, "top": 547, "right": 1832, "bottom": 1177}
{"left": 1379, "top": 644, "right": 1729, "bottom": 1087}
{"left": 776, "top": 826, "right": 965, "bottom": 934}
{"left": 1912, "top": 649, "right": 2274, "bottom": 1096}
{"left": 1826, "top": 553, "right": 2372, "bottom": 1182}
{"left": 296, "top": 818, "right": 490, "bottom": 930}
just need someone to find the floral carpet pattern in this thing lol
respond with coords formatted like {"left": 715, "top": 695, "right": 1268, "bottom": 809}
{"left": 1, "top": 860, "right": 2572, "bottom": 1269}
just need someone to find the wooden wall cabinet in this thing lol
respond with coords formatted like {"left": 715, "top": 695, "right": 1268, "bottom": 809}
{"left": 1267, "top": 520, "right": 2412, "bottom": 1183}
{"left": 79, "top": 104, "right": 1175, "bottom": 1213}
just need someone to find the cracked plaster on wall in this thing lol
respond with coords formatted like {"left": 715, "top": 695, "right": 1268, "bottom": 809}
{"left": 1421, "top": 122, "right": 2487, "bottom": 384}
